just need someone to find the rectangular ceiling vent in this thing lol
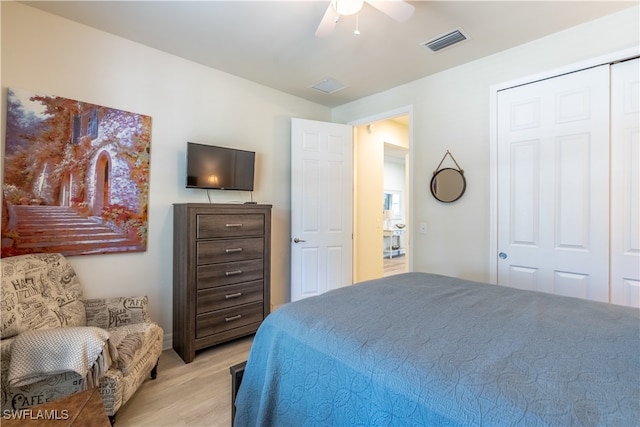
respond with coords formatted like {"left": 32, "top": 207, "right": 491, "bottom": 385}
{"left": 422, "top": 28, "right": 470, "bottom": 53}
{"left": 311, "top": 77, "right": 347, "bottom": 95}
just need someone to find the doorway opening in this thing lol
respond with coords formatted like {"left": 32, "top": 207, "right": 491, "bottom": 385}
{"left": 352, "top": 111, "right": 411, "bottom": 282}
{"left": 383, "top": 141, "right": 409, "bottom": 277}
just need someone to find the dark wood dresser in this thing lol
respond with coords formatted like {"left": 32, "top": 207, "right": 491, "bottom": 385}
{"left": 173, "top": 203, "right": 271, "bottom": 363}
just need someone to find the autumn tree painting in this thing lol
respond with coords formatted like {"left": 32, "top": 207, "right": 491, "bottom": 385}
{"left": 1, "top": 88, "right": 152, "bottom": 257}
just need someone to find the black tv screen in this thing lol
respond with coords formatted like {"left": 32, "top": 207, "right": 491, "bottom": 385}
{"left": 186, "top": 142, "right": 255, "bottom": 191}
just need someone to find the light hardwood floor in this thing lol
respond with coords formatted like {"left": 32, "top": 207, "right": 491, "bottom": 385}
{"left": 384, "top": 254, "right": 407, "bottom": 276}
{"left": 115, "top": 336, "right": 253, "bottom": 427}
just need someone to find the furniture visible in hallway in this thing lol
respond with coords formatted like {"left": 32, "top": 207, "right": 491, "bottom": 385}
{"left": 383, "top": 228, "right": 405, "bottom": 259}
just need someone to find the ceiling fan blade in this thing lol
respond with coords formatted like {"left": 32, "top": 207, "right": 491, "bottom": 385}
{"left": 315, "top": 3, "right": 340, "bottom": 37}
{"left": 365, "top": 0, "right": 415, "bottom": 22}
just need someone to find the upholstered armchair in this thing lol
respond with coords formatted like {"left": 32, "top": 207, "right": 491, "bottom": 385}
{"left": 0, "top": 253, "right": 163, "bottom": 424}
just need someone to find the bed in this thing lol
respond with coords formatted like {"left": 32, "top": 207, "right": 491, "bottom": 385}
{"left": 233, "top": 273, "right": 639, "bottom": 426}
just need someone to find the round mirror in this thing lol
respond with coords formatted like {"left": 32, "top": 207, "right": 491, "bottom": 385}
{"left": 430, "top": 168, "right": 466, "bottom": 203}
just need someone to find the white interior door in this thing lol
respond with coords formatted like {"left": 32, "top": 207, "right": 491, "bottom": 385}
{"left": 497, "top": 65, "right": 610, "bottom": 302}
{"left": 291, "top": 118, "right": 353, "bottom": 301}
{"left": 611, "top": 58, "right": 640, "bottom": 307}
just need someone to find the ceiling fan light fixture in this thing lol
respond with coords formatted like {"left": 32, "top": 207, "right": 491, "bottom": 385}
{"left": 332, "top": 0, "right": 364, "bottom": 16}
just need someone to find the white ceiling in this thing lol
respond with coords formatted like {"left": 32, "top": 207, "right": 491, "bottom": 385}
{"left": 21, "top": 1, "right": 637, "bottom": 108}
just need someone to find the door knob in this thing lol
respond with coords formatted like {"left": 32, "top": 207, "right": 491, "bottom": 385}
{"left": 293, "top": 237, "right": 306, "bottom": 243}
{"left": 499, "top": 252, "right": 508, "bottom": 259}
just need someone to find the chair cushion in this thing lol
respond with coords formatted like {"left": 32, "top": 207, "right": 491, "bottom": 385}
{"left": 84, "top": 296, "right": 150, "bottom": 329}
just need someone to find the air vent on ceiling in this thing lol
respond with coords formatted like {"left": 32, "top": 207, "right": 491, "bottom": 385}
{"left": 422, "top": 28, "right": 470, "bottom": 53}
{"left": 311, "top": 77, "right": 347, "bottom": 94}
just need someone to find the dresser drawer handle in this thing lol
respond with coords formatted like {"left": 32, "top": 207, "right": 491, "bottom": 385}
{"left": 225, "top": 223, "right": 243, "bottom": 228}
{"left": 225, "top": 314, "right": 242, "bottom": 322}
{"left": 225, "top": 248, "right": 243, "bottom": 254}
{"left": 225, "top": 292, "right": 243, "bottom": 300}
{"left": 225, "top": 270, "right": 243, "bottom": 276}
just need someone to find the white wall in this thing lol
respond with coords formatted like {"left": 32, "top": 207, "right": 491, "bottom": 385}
{"left": 384, "top": 159, "right": 405, "bottom": 201}
{"left": 1, "top": 2, "right": 331, "bottom": 346}
{"left": 333, "top": 6, "right": 639, "bottom": 283}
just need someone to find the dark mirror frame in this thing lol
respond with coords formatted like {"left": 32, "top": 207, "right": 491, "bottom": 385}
{"left": 430, "top": 167, "right": 466, "bottom": 203}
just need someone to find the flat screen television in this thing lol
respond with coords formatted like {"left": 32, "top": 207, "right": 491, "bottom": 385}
{"left": 186, "top": 142, "right": 255, "bottom": 191}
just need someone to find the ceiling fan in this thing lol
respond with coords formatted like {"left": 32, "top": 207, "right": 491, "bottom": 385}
{"left": 315, "top": 0, "right": 415, "bottom": 37}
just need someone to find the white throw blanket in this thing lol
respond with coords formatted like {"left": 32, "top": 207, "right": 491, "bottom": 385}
{"left": 8, "top": 326, "right": 117, "bottom": 389}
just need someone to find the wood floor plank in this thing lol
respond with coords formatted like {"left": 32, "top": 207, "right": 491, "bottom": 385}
{"left": 115, "top": 336, "right": 252, "bottom": 426}
{"left": 384, "top": 254, "right": 407, "bottom": 277}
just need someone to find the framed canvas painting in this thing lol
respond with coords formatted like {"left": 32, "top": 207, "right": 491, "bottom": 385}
{"left": 2, "top": 88, "right": 152, "bottom": 257}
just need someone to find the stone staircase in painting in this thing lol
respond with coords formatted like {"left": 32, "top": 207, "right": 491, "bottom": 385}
{"left": 11, "top": 205, "right": 143, "bottom": 256}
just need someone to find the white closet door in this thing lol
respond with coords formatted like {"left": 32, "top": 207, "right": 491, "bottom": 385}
{"left": 611, "top": 58, "right": 640, "bottom": 308}
{"left": 497, "top": 65, "right": 610, "bottom": 302}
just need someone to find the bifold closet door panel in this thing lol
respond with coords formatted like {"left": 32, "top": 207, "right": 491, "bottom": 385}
{"left": 611, "top": 58, "right": 640, "bottom": 308}
{"left": 496, "top": 64, "right": 610, "bottom": 302}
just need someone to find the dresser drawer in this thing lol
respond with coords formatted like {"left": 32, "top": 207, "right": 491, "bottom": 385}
{"left": 197, "top": 280, "right": 263, "bottom": 313}
{"left": 196, "top": 302, "right": 264, "bottom": 338}
{"left": 197, "top": 259, "right": 264, "bottom": 289}
{"left": 197, "top": 237, "right": 264, "bottom": 265}
{"left": 197, "top": 214, "right": 265, "bottom": 239}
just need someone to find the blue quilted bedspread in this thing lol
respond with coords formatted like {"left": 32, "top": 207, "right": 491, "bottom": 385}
{"left": 234, "top": 273, "right": 640, "bottom": 426}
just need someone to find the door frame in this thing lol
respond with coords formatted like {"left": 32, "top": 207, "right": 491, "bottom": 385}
{"left": 488, "top": 46, "right": 639, "bottom": 284}
{"left": 348, "top": 105, "right": 414, "bottom": 278}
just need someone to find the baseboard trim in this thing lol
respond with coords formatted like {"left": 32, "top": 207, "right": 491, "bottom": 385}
{"left": 162, "top": 332, "right": 173, "bottom": 351}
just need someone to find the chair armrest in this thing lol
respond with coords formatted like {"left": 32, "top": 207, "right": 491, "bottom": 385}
{"left": 83, "top": 296, "right": 151, "bottom": 329}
